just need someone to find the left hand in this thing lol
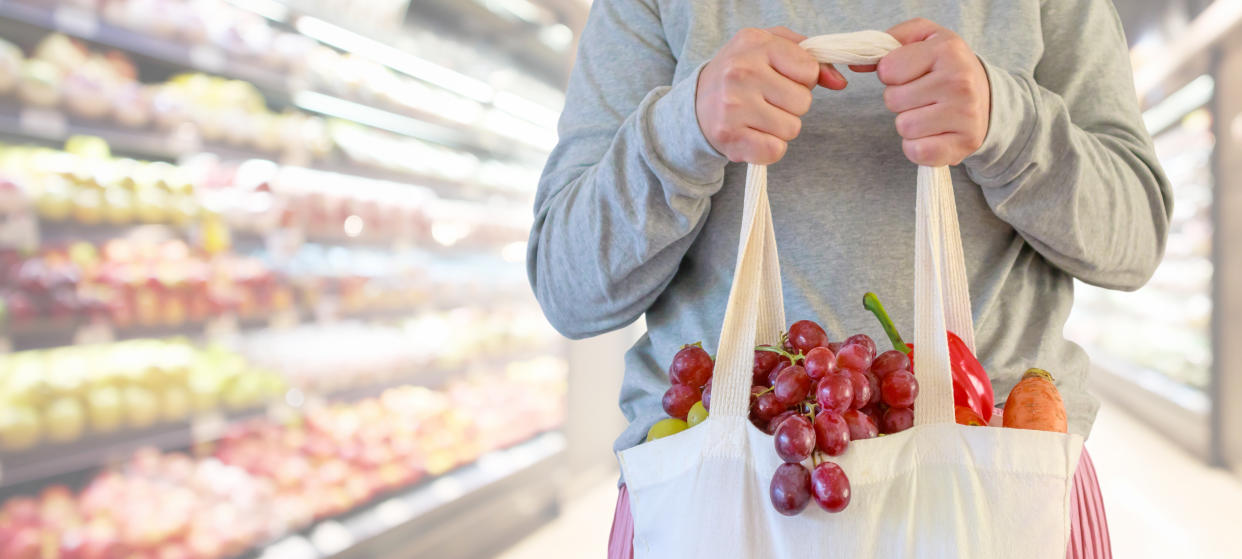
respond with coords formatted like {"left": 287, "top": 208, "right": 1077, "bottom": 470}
{"left": 852, "top": 18, "right": 991, "bottom": 166}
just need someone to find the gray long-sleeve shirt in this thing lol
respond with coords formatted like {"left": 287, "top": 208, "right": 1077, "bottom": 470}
{"left": 528, "top": 0, "right": 1172, "bottom": 454}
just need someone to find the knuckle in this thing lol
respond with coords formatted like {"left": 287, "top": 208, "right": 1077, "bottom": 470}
{"left": 875, "top": 58, "right": 894, "bottom": 84}
{"left": 767, "top": 138, "right": 788, "bottom": 164}
{"left": 736, "top": 27, "right": 766, "bottom": 45}
{"left": 722, "top": 62, "right": 752, "bottom": 83}
{"left": 950, "top": 74, "right": 974, "bottom": 96}
{"left": 793, "top": 90, "right": 814, "bottom": 115}
{"left": 785, "top": 117, "right": 803, "bottom": 140}
{"left": 882, "top": 87, "right": 901, "bottom": 111}
{"left": 894, "top": 113, "right": 916, "bottom": 138}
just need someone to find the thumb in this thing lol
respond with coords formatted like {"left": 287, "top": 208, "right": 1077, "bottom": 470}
{"left": 886, "top": 18, "right": 942, "bottom": 45}
{"left": 765, "top": 26, "right": 808, "bottom": 44}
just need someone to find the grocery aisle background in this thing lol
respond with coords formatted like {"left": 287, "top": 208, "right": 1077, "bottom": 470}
{"left": 0, "top": 1, "right": 1239, "bottom": 558}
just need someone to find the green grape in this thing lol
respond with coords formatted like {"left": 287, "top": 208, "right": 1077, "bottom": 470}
{"left": 687, "top": 401, "right": 709, "bottom": 427}
{"left": 645, "top": 418, "right": 689, "bottom": 442}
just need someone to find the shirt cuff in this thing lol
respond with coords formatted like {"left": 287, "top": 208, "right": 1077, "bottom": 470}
{"left": 962, "top": 56, "right": 1040, "bottom": 188}
{"left": 645, "top": 61, "right": 729, "bottom": 190}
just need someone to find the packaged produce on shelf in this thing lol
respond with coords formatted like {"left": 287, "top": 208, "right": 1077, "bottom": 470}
{"left": 0, "top": 450, "right": 291, "bottom": 559}
{"left": 0, "top": 360, "right": 566, "bottom": 559}
{"left": 0, "top": 339, "right": 285, "bottom": 451}
{"left": 0, "top": 38, "right": 24, "bottom": 96}
{"left": 233, "top": 308, "right": 561, "bottom": 393}
{"left": 0, "top": 235, "right": 298, "bottom": 326}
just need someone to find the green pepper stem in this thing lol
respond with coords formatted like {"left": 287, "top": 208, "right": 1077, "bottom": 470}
{"left": 863, "top": 292, "right": 910, "bottom": 354}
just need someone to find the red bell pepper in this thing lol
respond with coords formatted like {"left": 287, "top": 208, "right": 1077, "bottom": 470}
{"left": 863, "top": 293, "right": 995, "bottom": 423}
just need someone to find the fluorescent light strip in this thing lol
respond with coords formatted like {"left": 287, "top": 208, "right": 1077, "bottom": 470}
{"left": 1142, "top": 74, "right": 1214, "bottom": 135}
{"left": 223, "top": 0, "right": 290, "bottom": 23}
{"left": 295, "top": 16, "right": 496, "bottom": 104}
{"left": 493, "top": 91, "right": 559, "bottom": 128}
{"left": 294, "top": 90, "right": 464, "bottom": 147}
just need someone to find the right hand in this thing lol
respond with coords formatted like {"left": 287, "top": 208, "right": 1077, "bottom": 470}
{"left": 696, "top": 27, "right": 847, "bottom": 165}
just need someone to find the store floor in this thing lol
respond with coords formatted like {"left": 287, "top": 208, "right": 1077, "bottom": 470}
{"left": 497, "top": 399, "right": 1242, "bottom": 559}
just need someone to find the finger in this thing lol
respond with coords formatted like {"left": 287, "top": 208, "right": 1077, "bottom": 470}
{"left": 849, "top": 64, "right": 877, "bottom": 73}
{"left": 887, "top": 18, "right": 943, "bottom": 45}
{"left": 760, "top": 69, "right": 815, "bottom": 115}
{"left": 902, "top": 134, "right": 970, "bottom": 166}
{"left": 733, "top": 129, "right": 788, "bottom": 165}
{"left": 876, "top": 42, "right": 936, "bottom": 86}
{"left": 765, "top": 26, "right": 808, "bottom": 44}
{"left": 818, "top": 64, "right": 847, "bottom": 90}
{"left": 766, "top": 37, "right": 820, "bottom": 88}
{"left": 747, "top": 100, "right": 803, "bottom": 141}
{"left": 894, "top": 103, "right": 959, "bottom": 140}
{"left": 882, "top": 73, "right": 942, "bottom": 113}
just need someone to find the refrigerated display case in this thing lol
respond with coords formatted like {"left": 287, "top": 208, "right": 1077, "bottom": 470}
{"left": 1065, "top": 103, "right": 1216, "bottom": 411}
{"left": 0, "top": 0, "right": 574, "bottom": 557}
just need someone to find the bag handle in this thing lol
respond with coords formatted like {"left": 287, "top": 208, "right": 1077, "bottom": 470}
{"left": 709, "top": 31, "right": 974, "bottom": 430}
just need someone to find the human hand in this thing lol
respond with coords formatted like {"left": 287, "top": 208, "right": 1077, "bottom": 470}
{"left": 696, "top": 27, "right": 847, "bottom": 165}
{"left": 853, "top": 18, "right": 991, "bottom": 166}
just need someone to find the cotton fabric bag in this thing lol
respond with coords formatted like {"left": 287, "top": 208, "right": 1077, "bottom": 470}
{"left": 617, "top": 31, "right": 1085, "bottom": 559}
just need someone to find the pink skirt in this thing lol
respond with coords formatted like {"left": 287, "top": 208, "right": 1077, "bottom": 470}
{"left": 608, "top": 448, "right": 1110, "bottom": 558}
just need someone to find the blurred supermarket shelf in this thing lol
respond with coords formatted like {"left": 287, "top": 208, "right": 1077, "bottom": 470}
{"left": 256, "top": 431, "right": 567, "bottom": 559}
{"left": 0, "top": 0, "right": 556, "bottom": 160}
{"left": 0, "top": 406, "right": 266, "bottom": 490}
{"left": 0, "top": 101, "right": 531, "bottom": 203}
{"left": 0, "top": 347, "right": 561, "bottom": 490}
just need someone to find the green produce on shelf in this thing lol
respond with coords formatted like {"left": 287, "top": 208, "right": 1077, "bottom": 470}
{"left": 0, "top": 339, "right": 286, "bottom": 451}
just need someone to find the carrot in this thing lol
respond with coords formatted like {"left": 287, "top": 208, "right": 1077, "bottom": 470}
{"left": 1002, "top": 368, "right": 1067, "bottom": 433}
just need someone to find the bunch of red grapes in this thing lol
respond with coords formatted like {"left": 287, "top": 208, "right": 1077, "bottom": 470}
{"left": 755, "top": 319, "right": 920, "bottom": 515}
{"left": 656, "top": 319, "right": 920, "bottom": 516}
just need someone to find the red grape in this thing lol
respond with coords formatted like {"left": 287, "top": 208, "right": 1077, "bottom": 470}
{"left": 881, "top": 406, "right": 914, "bottom": 434}
{"left": 774, "top": 365, "right": 812, "bottom": 406}
{"left": 844, "top": 334, "right": 876, "bottom": 359}
{"left": 788, "top": 320, "right": 829, "bottom": 355}
{"left": 764, "top": 410, "right": 799, "bottom": 435}
{"left": 880, "top": 369, "right": 919, "bottom": 408}
{"left": 810, "top": 462, "right": 851, "bottom": 513}
{"left": 767, "top": 361, "right": 790, "bottom": 386}
{"left": 871, "top": 350, "right": 911, "bottom": 377}
{"left": 815, "top": 374, "right": 854, "bottom": 415}
{"left": 669, "top": 345, "right": 713, "bottom": 387}
{"left": 770, "top": 463, "right": 812, "bottom": 516}
{"left": 842, "top": 409, "right": 879, "bottom": 440}
{"left": 847, "top": 369, "right": 872, "bottom": 410}
{"left": 702, "top": 381, "right": 712, "bottom": 411}
{"left": 836, "top": 342, "right": 875, "bottom": 372}
{"left": 865, "top": 370, "right": 882, "bottom": 405}
{"left": 813, "top": 410, "right": 850, "bottom": 456}
{"left": 754, "top": 392, "right": 785, "bottom": 422}
{"left": 827, "top": 341, "right": 843, "bottom": 353}
{"left": 774, "top": 415, "right": 815, "bottom": 463}
{"left": 803, "top": 347, "right": 838, "bottom": 381}
{"left": 662, "top": 385, "right": 701, "bottom": 420}
{"left": 860, "top": 402, "right": 886, "bottom": 422}
{"left": 753, "top": 350, "right": 783, "bottom": 385}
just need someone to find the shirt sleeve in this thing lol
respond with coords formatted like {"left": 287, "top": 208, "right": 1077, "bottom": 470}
{"left": 527, "top": 0, "right": 728, "bottom": 339}
{"left": 962, "top": 0, "right": 1173, "bottom": 291}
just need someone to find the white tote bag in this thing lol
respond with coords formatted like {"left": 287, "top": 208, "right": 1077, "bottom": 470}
{"left": 617, "top": 31, "right": 1084, "bottom": 559}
